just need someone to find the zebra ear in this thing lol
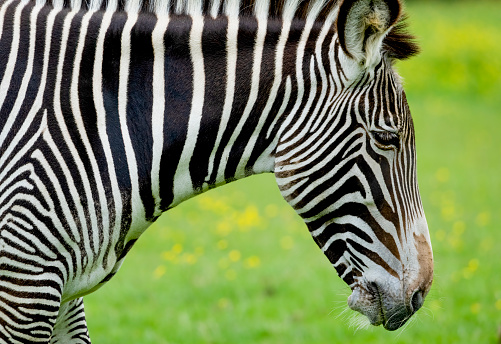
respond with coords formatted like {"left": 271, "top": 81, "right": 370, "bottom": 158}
{"left": 337, "top": 0, "right": 401, "bottom": 66}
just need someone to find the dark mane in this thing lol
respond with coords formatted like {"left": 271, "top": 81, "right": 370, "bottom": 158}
{"left": 234, "top": 0, "right": 340, "bottom": 20}
{"left": 49, "top": 0, "right": 340, "bottom": 20}
{"left": 44, "top": 0, "right": 418, "bottom": 59}
{"left": 383, "top": 16, "right": 420, "bottom": 60}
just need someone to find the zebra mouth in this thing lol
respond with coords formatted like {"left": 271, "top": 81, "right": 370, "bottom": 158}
{"left": 347, "top": 285, "right": 412, "bottom": 331}
{"left": 370, "top": 283, "right": 386, "bottom": 327}
{"left": 382, "top": 309, "right": 412, "bottom": 331}
{"left": 370, "top": 298, "right": 413, "bottom": 331}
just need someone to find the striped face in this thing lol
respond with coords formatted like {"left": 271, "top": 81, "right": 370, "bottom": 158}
{"left": 274, "top": 51, "right": 433, "bottom": 330}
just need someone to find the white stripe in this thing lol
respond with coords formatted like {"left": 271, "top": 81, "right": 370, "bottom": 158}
{"left": 0, "top": 124, "right": 46, "bottom": 208}
{"left": 83, "top": 11, "right": 126, "bottom": 272}
{"left": 277, "top": 15, "right": 322, "bottom": 146}
{"left": 67, "top": 11, "right": 101, "bottom": 258}
{"left": 277, "top": 69, "right": 349, "bottom": 164}
{"left": 320, "top": 220, "right": 401, "bottom": 271}
{"left": 309, "top": 17, "right": 335, "bottom": 133}
{"left": 185, "top": 0, "right": 202, "bottom": 16}
{"left": 33, "top": 135, "right": 83, "bottom": 280}
{"left": 255, "top": 77, "right": 293, "bottom": 173}
{"left": 93, "top": 12, "right": 123, "bottom": 271}
{"left": 253, "top": 0, "right": 269, "bottom": 20}
{"left": 172, "top": 14, "right": 205, "bottom": 205}
{"left": 37, "top": 133, "right": 83, "bottom": 247}
{"left": 279, "top": 56, "right": 319, "bottom": 150}
{"left": 88, "top": 0, "right": 102, "bottom": 11}
{"left": 120, "top": 13, "right": 149, "bottom": 242}
{"left": 0, "top": 0, "right": 17, "bottom": 40}
{"left": 52, "top": 0, "right": 64, "bottom": 10}
{"left": 206, "top": 14, "right": 238, "bottom": 184}
{"left": 70, "top": 0, "right": 82, "bottom": 11}
{"left": 275, "top": 130, "right": 360, "bottom": 200}
{"left": 223, "top": 0, "right": 238, "bottom": 16}
{"left": 106, "top": 0, "right": 118, "bottom": 12}
{"left": 152, "top": 0, "right": 170, "bottom": 15}
{"left": 216, "top": 14, "right": 267, "bottom": 182}
{"left": 1, "top": 223, "right": 36, "bottom": 254}
{"left": 0, "top": 5, "right": 58, "bottom": 185}
{"left": 151, "top": 16, "right": 170, "bottom": 215}
{"left": 310, "top": 33, "right": 338, "bottom": 133}
{"left": 236, "top": 18, "right": 291, "bottom": 174}
{"left": 0, "top": 2, "right": 41, "bottom": 159}
{"left": 266, "top": 76, "right": 292, "bottom": 139}
{"left": 282, "top": 0, "right": 301, "bottom": 21}
{"left": 0, "top": 0, "right": 29, "bottom": 128}
{"left": 8, "top": 213, "right": 33, "bottom": 230}
{"left": 209, "top": 0, "right": 221, "bottom": 17}
{"left": 125, "top": 0, "right": 142, "bottom": 13}
{"left": 174, "top": 0, "right": 184, "bottom": 14}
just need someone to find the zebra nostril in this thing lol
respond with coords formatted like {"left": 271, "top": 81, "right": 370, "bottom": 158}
{"left": 410, "top": 290, "right": 424, "bottom": 313}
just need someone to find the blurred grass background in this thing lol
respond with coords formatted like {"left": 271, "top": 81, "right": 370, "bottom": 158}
{"left": 85, "top": 2, "right": 501, "bottom": 343}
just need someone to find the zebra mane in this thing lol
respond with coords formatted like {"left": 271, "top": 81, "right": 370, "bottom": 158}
{"left": 44, "top": 0, "right": 417, "bottom": 60}
{"left": 383, "top": 16, "right": 420, "bottom": 60}
{"left": 46, "top": 0, "right": 340, "bottom": 20}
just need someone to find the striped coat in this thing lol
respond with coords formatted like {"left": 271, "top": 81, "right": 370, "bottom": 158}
{"left": 0, "top": 0, "right": 433, "bottom": 341}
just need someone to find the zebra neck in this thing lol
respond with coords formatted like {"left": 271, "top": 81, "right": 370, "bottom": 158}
{"left": 143, "top": 14, "right": 331, "bottom": 210}
{"left": 0, "top": 0, "right": 334, "bottom": 243}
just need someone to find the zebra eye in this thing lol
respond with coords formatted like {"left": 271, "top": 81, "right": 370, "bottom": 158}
{"left": 371, "top": 130, "right": 400, "bottom": 149}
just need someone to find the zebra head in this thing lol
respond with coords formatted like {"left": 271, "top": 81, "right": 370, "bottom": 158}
{"left": 274, "top": 0, "right": 433, "bottom": 330}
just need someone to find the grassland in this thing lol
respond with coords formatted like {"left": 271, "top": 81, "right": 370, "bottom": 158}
{"left": 84, "top": 3, "right": 501, "bottom": 343}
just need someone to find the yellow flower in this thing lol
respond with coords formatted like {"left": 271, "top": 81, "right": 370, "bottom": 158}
{"left": 216, "top": 221, "right": 233, "bottom": 236}
{"left": 217, "top": 240, "right": 228, "bottom": 250}
{"left": 172, "top": 243, "right": 183, "bottom": 254}
{"left": 183, "top": 253, "right": 197, "bottom": 265}
{"left": 153, "top": 265, "right": 166, "bottom": 279}
{"left": 198, "top": 195, "right": 230, "bottom": 214}
{"left": 476, "top": 212, "right": 490, "bottom": 227}
{"left": 218, "top": 257, "right": 230, "bottom": 270}
{"left": 280, "top": 236, "right": 294, "bottom": 250}
{"left": 480, "top": 238, "right": 493, "bottom": 252}
{"left": 448, "top": 236, "right": 462, "bottom": 250}
{"left": 462, "top": 259, "right": 479, "bottom": 279}
{"left": 162, "top": 251, "right": 177, "bottom": 262}
{"left": 194, "top": 247, "right": 204, "bottom": 256}
{"left": 451, "top": 272, "right": 461, "bottom": 283}
{"left": 435, "top": 229, "right": 446, "bottom": 242}
{"left": 470, "top": 303, "right": 481, "bottom": 314}
{"left": 452, "top": 221, "right": 465, "bottom": 236}
{"left": 218, "top": 298, "right": 230, "bottom": 309}
{"left": 225, "top": 269, "right": 237, "bottom": 280}
{"left": 435, "top": 167, "right": 450, "bottom": 183}
{"left": 237, "top": 205, "right": 261, "bottom": 230}
{"left": 228, "top": 250, "right": 241, "bottom": 262}
{"left": 265, "top": 204, "right": 278, "bottom": 218}
{"left": 467, "top": 259, "right": 479, "bottom": 272}
{"left": 244, "top": 256, "right": 261, "bottom": 269}
{"left": 441, "top": 205, "right": 455, "bottom": 221}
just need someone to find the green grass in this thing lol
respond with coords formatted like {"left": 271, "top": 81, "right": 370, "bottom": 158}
{"left": 84, "top": 3, "right": 501, "bottom": 343}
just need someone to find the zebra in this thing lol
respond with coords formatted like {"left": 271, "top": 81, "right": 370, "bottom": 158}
{"left": 0, "top": 0, "right": 433, "bottom": 341}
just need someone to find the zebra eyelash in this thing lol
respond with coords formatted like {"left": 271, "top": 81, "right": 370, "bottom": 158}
{"left": 370, "top": 130, "right": 400, "bottom": 150}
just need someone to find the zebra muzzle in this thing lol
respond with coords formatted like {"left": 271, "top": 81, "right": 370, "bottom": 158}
{"left": 347, "top": 281, "right": 425, "bottom": 331}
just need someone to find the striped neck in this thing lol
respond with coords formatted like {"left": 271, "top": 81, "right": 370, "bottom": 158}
{"left": 128, "top": 12, "right": 338, "bottom": 210}
{"left": 0, "top": 0, "right": 337, "bottom": 249}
